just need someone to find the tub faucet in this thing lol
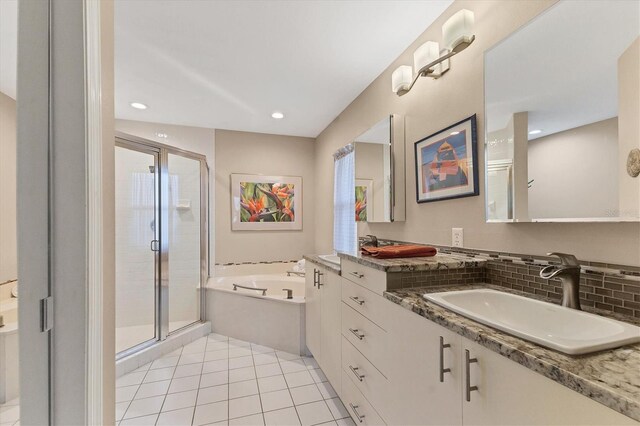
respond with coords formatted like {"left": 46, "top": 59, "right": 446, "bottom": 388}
{"left": 540, "top": 252, "right": 582, "bottom": 310}
{"left": 282, "top": 289, "right": 293, "bottom": 299}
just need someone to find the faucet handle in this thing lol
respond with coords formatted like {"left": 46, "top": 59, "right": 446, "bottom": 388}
{"left": 547, "top": 252, "right": 580, "bottom": 267}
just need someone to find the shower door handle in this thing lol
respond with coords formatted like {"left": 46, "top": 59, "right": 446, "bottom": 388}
{"left": 150, "top": 239, "right": 160, "bottom": 252}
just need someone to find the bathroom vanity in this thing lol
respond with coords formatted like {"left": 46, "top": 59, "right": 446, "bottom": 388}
{"left": 303, "top": 253, "right": 640, "bottom": 425}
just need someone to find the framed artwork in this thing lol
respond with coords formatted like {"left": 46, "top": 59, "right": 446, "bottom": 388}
{"left": 414, "top": 114, "right": 478, "bottom": 203}
{"left": 231, "top": 174, "right": 302, "bottom": 230}
{"left": 355, "top": 178, "right": 373, "bottom": 222}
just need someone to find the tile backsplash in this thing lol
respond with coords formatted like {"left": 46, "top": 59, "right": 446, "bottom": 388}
{"left": 366, "top": 238, "right": 640, "bottom": 319}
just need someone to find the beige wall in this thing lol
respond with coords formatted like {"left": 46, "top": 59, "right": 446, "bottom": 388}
{"left": 314, "top": 0, "right": 640, "bottom": 266}
{"left": 0, "top": 92, "right": 17, "bottom": 284}
{"left": 355, "top": 142, "right": 386, "bottom": 222}
{"left": 215, "top": 129, "right": 315, "bottom": 264}
{"left": 529, "top": 117, "right": 619, "bottom": 219}
{"left": 618, "top": 37, "right": 640, "bottom": 219}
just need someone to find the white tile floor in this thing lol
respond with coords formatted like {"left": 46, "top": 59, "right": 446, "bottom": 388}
{"left": 115, "top": 332, "right": 355, "bottom": 426}
{"left": 0, "top": 397, "right": 19, "bottom": 426}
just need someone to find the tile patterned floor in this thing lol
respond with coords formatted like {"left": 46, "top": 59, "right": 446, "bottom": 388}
{"left": 0, "top": 397, "right": 19, "bottom": 426}
{"left": 115, "top": 332, "right": 355, "bottom": 426}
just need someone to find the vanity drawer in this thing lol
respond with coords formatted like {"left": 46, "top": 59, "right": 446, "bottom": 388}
{"left": 342, "top": 336, "right": 388, "bottom": 416}
{"left": 342, "top": 367, "right": 386, "bottom": 426}
{"left": 342, "top": 259, "right": 387, "bottom": 295}
{"left": 342, "top": 303, "right": 388, "bottom": 375}
{"left": 342, "top": 277, "right": 389, "bottom": 331}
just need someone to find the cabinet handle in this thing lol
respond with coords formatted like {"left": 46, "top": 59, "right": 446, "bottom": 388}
{"left": 349, "top": 403, "right": 365, "bottom": 423}
{"left": 465, "top": 349, "right": 479, "bottom": 402}
{"left": 349, "top": 328, "right": 365, "bottom": 340}
{"left": 349, "top": 365, "right": 365, "bottom": 382}
{"left": 313, "top": 269, "right": 318, "bottom": 287}
{"left": 349, "top": 271, "right": 365, "bottom": 279}
{"left": 317, "top": 271, "right": 324, "bottom": 288}
{"left": 439, "top": 336, "right": 451, "bottom": 383}
{"left": 349, "top": 296, "right": 365, "bottom": 305}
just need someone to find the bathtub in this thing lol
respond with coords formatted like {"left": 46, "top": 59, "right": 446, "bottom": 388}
{"left": 0, "top": 285, "right": 19, "bottom": 404}
{"left": 206, "top": 269, "right": 307, "bottom": 355}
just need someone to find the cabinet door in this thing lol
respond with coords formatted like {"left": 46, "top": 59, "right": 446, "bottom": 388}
{"left": 386, "top": 301, "right": 463, "bottom": 425}
{"left": 319, "top": 271, "right": 342, "bottom": 395}
{"left": 305, "top": 264, "right": 321, "bottom": 360}
{"left": 461, "top": 340, "right": 637, "bottom": 425}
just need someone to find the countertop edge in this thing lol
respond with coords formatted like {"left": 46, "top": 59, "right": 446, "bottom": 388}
{"left": 338, "top": 252, "right": 487, "bottom": 272}
{"left": 383, "top": 285, "right": 640, "bottom": 421}
{"left": 303, "top": 255, "right": 341, "bottom": 274}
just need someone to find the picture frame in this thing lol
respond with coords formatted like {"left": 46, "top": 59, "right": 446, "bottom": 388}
{"left": 414, "top": 114, "right": 479, "bottom": 203}
{"left": 231, "top": 174, "right": 302, "bottom": 231}
{"left": 355, "top": 178, "right": 373, "bottom": 222}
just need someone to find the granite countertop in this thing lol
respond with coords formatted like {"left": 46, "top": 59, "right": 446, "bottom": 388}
{"left": 384, "top": 283, "right": 640, "bottom": 421}
{"left": 338, "top": 251, "right": 486, "bottom": 273}
{"left": 303, "top": 254, "right": 341, "bottom": 274}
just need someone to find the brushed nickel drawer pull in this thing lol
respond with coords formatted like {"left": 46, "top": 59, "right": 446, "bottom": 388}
{"left": 317, "top": 270, "right": 324, "bottom": 288}
{"left": 349, "top": 403, "right": 365, "bottom": 423}
{"left": 465, "top": 349, "right": 479, "bottom": 402}
{"left": 349, "top": 328, "right": 365, "bottom": 340}
{"left": 349, "top": 365, "right": 365, "bottom": 382}
{"left": 439, "top": 336, "right": 451, "bottom": 383}
{"left": 349, "top": 271, "right": 365, "bottom": 279}
{"left": 349, "top": 296, "right": 365, "bottom": 305}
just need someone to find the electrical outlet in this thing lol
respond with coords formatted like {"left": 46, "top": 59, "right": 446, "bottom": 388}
{"left": 452, "top": 228, "right": 464, "bottom": 247}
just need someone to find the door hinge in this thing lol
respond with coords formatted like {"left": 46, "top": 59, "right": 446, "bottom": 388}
{"left": 41, "top": 296, "right": 53, "bottom": 332}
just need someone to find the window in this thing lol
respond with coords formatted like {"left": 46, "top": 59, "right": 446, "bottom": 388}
{"left": 333, "top": 145, "right": 357, "bottom": 255}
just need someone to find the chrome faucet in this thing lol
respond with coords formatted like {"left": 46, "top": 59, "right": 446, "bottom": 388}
{"left": 361, "top": 234, "right": 378, "bottom": 247}
{"left": 540, "top": 252, "right": 582, "bottom": 310}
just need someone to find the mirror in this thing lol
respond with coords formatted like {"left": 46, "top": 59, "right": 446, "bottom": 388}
{"left": 485, "top": 1, "right": 640, "bottom": 222}
{"left": 353, "top": 114, "right": 405, "bottom": 223}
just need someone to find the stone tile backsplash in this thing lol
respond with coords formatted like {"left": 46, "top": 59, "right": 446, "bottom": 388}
{"left": 371, "top": 238, "right": 640, "bottom": 319}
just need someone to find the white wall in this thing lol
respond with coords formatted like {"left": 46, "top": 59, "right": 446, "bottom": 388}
{"left": 528, "top": 118, "right": 619, "bottom": 219}
{"left": 313, "top": 0, "right": 640, "bottom": 266}
{"left": 215, "top": 129, "right": 315, "bottom": 264}
{"left": 0, "top": 92, "right": 16, "bottom": 284}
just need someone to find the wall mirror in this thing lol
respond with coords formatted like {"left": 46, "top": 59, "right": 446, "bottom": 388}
{"left": 354, "top": 114, "right": 405, "bottom": 223}
{"left": 485, "top": 0, "right": 639, "bottom": 222}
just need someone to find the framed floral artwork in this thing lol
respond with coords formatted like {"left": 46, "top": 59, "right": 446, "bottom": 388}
{"left": 355, "top": 178, "right": 373, "bottom": 222}
{"left": 231, "top": 174, "right": 302, "bottom": 230}
{"left": 414, "top": 114, "right": 479, "bottom": 203}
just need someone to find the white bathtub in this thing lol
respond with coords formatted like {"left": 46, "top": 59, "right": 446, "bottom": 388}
{"left": 0, "top": 288, "right": 19, "bottom": 404}
{"left": 206, "top": 272, "right": 307, "bottom": 355}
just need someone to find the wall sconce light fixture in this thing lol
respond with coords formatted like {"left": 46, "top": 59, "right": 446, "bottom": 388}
{"left": 392, "top": 9, "right": 476, "bottom": 96}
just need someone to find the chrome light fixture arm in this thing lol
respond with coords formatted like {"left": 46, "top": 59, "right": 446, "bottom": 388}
{"left": 396, "top": 35, "right": 475, "bottom": 97}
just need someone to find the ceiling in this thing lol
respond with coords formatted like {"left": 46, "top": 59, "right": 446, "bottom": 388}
{"left": 1, "top": 1, "right": 455, "bottom": 137}
{"left": 485, "top": 0, "right": 639, "bottom": 140}
{"left": 114, "top": 1, "right": 452, "bottom": 137}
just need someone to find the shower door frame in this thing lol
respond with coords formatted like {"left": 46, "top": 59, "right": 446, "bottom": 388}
{"left": 115, "top": 132, "right": 209, "bottom": 357}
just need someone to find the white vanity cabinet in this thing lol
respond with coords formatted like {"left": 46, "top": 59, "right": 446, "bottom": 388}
{"left": 386, "top": 296, "right": 638, "bottom": 426}
{"left": 305, "top": 261, "right": 342, "bottom": 395}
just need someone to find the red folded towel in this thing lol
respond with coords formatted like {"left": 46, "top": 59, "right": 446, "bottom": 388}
{"left": 360, "top": 244, "right": 437, "bottom": 259}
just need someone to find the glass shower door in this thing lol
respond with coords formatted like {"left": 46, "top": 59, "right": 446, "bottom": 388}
{"left": 167, "top": 153, "right": 203, "bottom": 333}
{"left": 115, "top": 145, "right": 159, "bottom": 354}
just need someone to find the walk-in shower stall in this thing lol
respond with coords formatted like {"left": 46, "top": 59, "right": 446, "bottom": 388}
{"left": 115, "top": 133, "right": 208, "bottom": 357}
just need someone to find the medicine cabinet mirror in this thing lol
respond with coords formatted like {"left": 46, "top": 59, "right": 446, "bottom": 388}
{"left": 484, "top": 1, "right": 639, "bottom": 222}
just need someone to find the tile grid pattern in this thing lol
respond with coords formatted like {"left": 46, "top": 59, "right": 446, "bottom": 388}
{"left": 369, "top": 238, "right": 640, "bottom": 319}
{"left": 114, "top": 332, "right": 355, "bottom": 426}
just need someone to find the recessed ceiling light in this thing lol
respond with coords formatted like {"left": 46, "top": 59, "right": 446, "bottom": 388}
{"left": 529, "top": 129, "right": 542, "bottom": 135}
{"left": 271, "top": 111, "right": 284, "bottom": 119}
{"left": 450, "top": 131, "right": 460, "bottom": 135}
{"left": 155, "top": 132, "right": 168, "bottom": 139}
{"left": 130, "top": 102, "right": 148, "bottom": 110}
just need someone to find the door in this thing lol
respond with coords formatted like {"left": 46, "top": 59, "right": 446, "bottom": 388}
{"left": 166, "top": 153, "right": 203, "bottom": 333}
{"left": 305, "top": 264, "right": 322, "bottom": 358}
{"left": 320, "top": 271, "right": 342, "bottom": 391}
{"left": 115, "top": 145, "right": 160, "bottom": 354}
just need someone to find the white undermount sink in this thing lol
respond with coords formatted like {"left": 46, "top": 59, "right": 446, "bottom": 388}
{"left": 424, "top": 289, "right": 640, "bottom": 355}
{"left": 318, "top": 254, "right": 341, "bottom": 265}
